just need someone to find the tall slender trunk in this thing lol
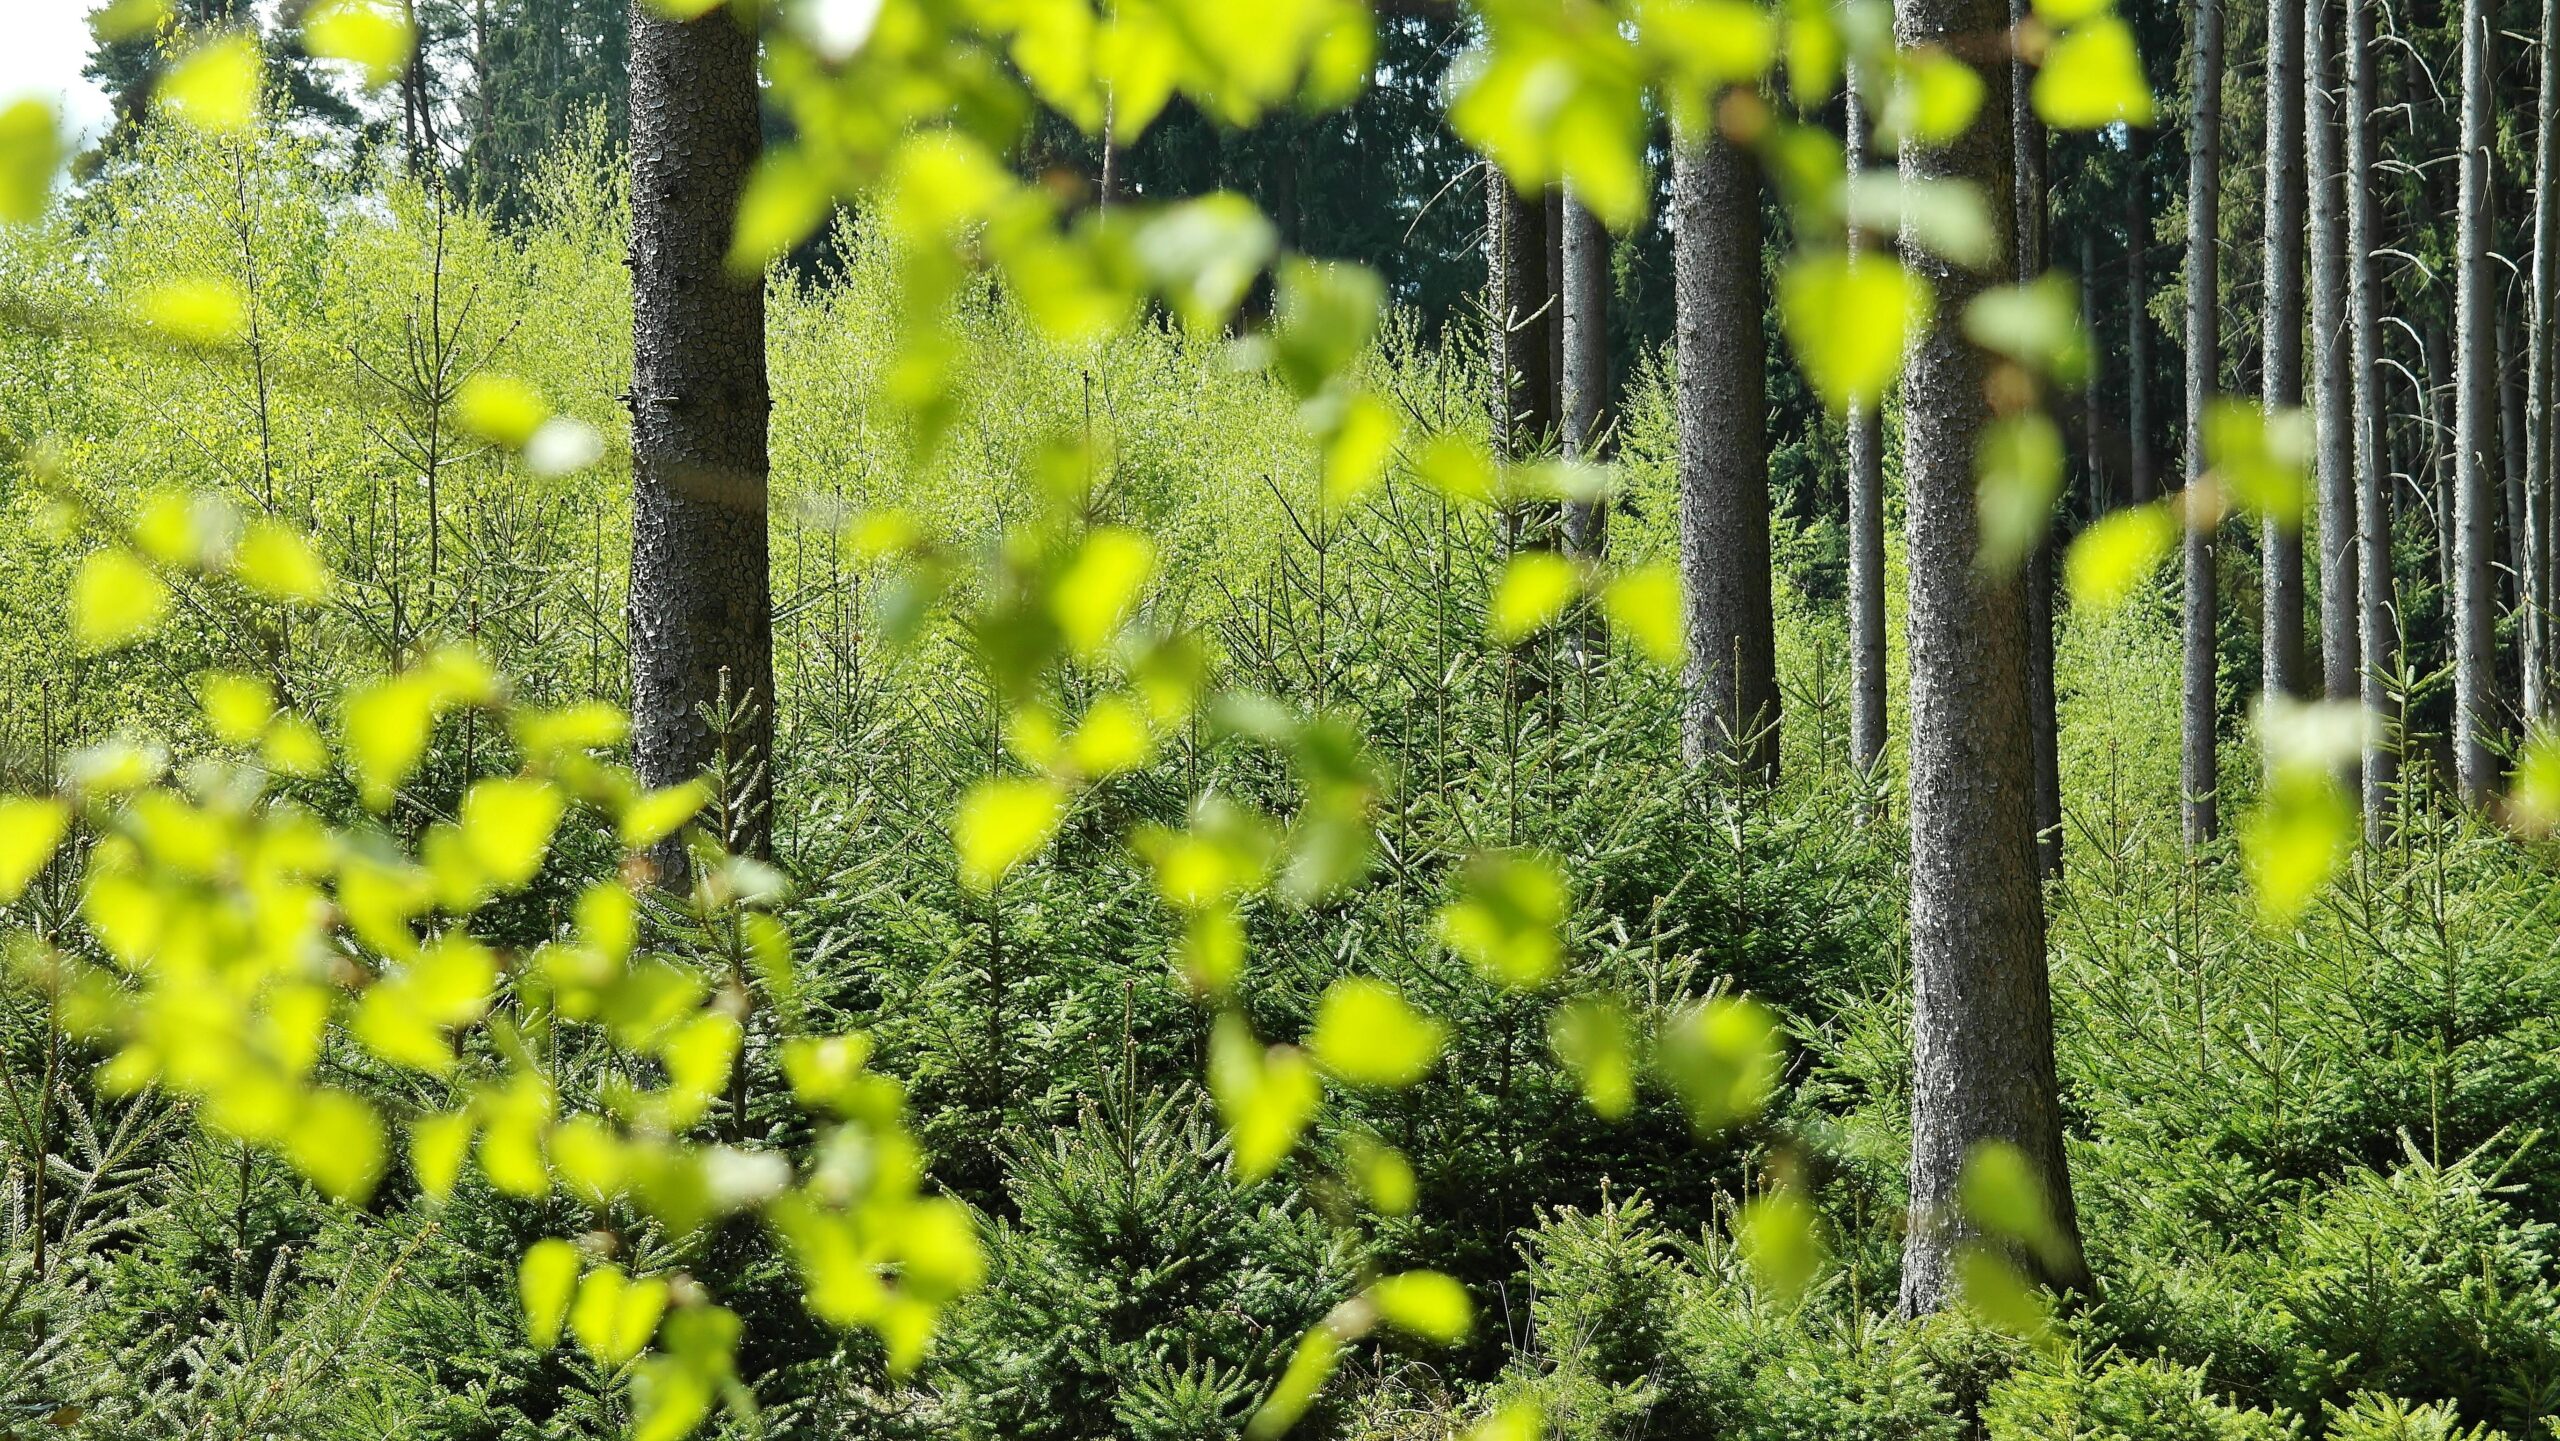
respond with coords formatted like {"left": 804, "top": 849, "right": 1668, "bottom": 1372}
{"left": 2081, "top": 230, "right": 2107, "bottom": 514}
{"left": 1847, "top": 73, "right": 1890, "bottom": 777}
{"left": 2263, "top": 0, "right": 2307, "bottom": 700}
{"left": 2349, "top": 0, "right": 2399, "bottom": 829}
{"left": 2309, "top": 0, "right": 2359, "bottom": 708}
{"left": 2533, "top": 0, "right": 2560, "bottom": 723}
{"left": 628, "top": 0, "right": 774, "bottom": 869}
{"left": 2185, "top": 0, "right": 2226, "bottom": 846}
{"left": 1894, "top": 0, "right": 2085, "bottom": 1312}
{"left": 2502, "top": 306, "right": 2532, "bottom": 713}
{"left": 1673, "top": 125, "right": 1778, "bottom": 778}
{"left": 2128, "top": 126, "right": 2155, "bottom": 505}
{"left": 2452, "top": 0, "right": 2501, "bottom": 801}
{"left": 2013, "top": 0, "right": 2062, "bottom": 878}
{"left": 1488, "top": 176, "right": 1558, "bottom": 460}
{"left": 1561, "top": 186, "right": 1612, "bottom": 555}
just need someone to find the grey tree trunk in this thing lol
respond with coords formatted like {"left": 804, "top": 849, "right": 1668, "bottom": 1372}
{"left": 2348, "top": 0, "right": 2400, "bottom": 830}
{"left": 1847, "top": 75, "right": 1889, "bottom": 777}
{"left": 628, "top": 0, "right": 774, "bottom": 867}
{"left": 1561, "top": 186, "right": 1611, "bottom": 555}
{"left": 2081, "top": 231, "right": 2107, "bottom": 513}
{"left": 2185, "top": 0, "right": 2226, "bottom": 846}
{"left": 2453, "top": 0, "right": 2501, "bottom": 802}
{"left": 1673, "top": 127, "right": 1779, "bottom": 779}
{"left": 2308, "top": 0, "right": 2359, "bottom": 708}
{"left": 2533, "top": 0, "right": 2560, "bottom": 722}
{"left": 2128, "top": 126, "right": 2155, "bottom": 505}
{"left": 2502, "top": 307, "right": 2531, "bottom": 710}
{"left": 1894, "top": 0, "right": 2086, "bottom": 1312}
{"left": 2012, "top": 0, "right": 2062, "bottom": 879}
{"left": 1488, "top": 177, "right": 1558, "bottom": 459}
{"left": 2263, "top": 0, "right": 2307, "bottom": 701}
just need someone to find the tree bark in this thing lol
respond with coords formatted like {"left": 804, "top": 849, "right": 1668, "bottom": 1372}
{"left": 1894, "top": 0, "right": 2086, "bottom": 1312}
{"left": 2308, "top": 0, "right": 2359, "bottom": 709}
{"left": 2263, "top": 0, "right": 2307, "bottom": 701}
{"left": 2452, "top": 0, "right": 2501, "bottom": 801}
{"left": 2127, "top": 125, "right": 2155, "bottom": 505}
{"left": 627, "top": 0, "right": 774, "bottom": 868}
{"left": 1489, "top": 176, "right": 1558, "bottom": 458}
{"left": 2349, "top": 0, "right": 2400, "bottom": 831}
{"left": 2185, "top": 0, "right": 2226, "bottom": 846}
{"left": 2533, "top": 0, "right": 2560, "bottom": 722}
{"left": 1848, "top": 73, "right": 1889, "bottom": 777}
{"left": 1673, "top": 125, "right": 1779, "bottom": 779}
{"left": 1561, "top": 186, "right": 1611, "bottom": 554}
{"left": 2502, "top": 306, "right": 2531, "bottom": 712}
{"left": 2012, "top": 0, "right": 2062, "bottom": 879}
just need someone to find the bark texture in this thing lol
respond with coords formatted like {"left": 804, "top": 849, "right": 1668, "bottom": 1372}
{"left": 2535, "top": 0, "right": 2560, "bottom": 721}
{"left": 1487, "top": 176, "right": 1558, "bottom": 457}
{"left": 2452, "top": 0, "right": 2500, "bottom": 801}
{"left": 1893, "top": 0, "right": 2085, "bottom": 1312}
{"left": 1560, "top": 186, "right": 1612, "bottom": 555}
{"left": 628, "top": 0, "right": 774, "bottom": 866}
{"left": 1673, "top": 128, "right": 1779, "bottom": 778}
{"left": 2012, "top": 0, "right": 2062, "bottom": 879}
{"left": 2347, "top": 0, "right": 2399, "bottom": 829}
{"left": 2308, "top": 0, "right": 2359, "bottom": 707}
{"left": 2127, "top": 126, "right": 2155, "bottom": 505}
{"left": 2262, "top": 0, "right": 2307, "bottom": 700}
{"left": 2185, "top": 0, "right": 2226, "bottom": 846}
{"left": 1847, "top": 76, "right": 1889, "bottom": 777}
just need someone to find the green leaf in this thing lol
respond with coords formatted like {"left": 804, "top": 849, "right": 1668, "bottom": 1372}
{"left": 620, "top": 781, "right": 710, "bottom": 851}
{"left": 2063, "top": 502, "right": 2177, "bottom": 613}
{"left": 1962, "top": 274, "right": 2093, "bottom": 385}
{"left": 2205, "top": 399, "right": 2313, "bottom": 529}
{"left": 570, "top": 1265, "right": 670, "bottom": 1367}
{"left": 2240, "top": 768, "right": 2357, "bottom": 929}
{"left": 234, "top": 520, "right": 333, "bottom": 603}
{"left": 1600, "top": 563, "right": 1685, "bottom": 668}
{"left": 730, "top": 149, "right": 832, "bottom": 275}
{"left": 1549, "top": 996, "right": 1636, "bottom": 1119}
{"left": 1367, "top": 1271, "right": 1473, "bottom": 1344}
{"left": 1434, "top": 849, "right": 1569, "bottom": 988}
{"left": 1656, "top": 995, "right": 1781, "bottom": 1133}
{"left": 72, "top": 550, "right": 171, "bottom": 655}
{"left": 1247, "top": 1323, "right": 1344, "bottom": 1441}
{"left": 1777, "top": 251, "right": 1931, "bottom": 413}
{"left": 1957, "top": 1141, "right": 2070, "bottom": 1270}
{"left": 1136, "top": 194, "right": 1276, "bottom": 332}
{"left": 411, "top": 1110, "right": 474, "bottom": 1202}
{"left": 458, "top": 777, "right": 565, "bottom": 893}
{"left": 519, "top": 1239, "right": 583, "bottom": 1349}
{"left": 0, "top": 797, "right": 71, "bottom": 902}
{"left": 284, "top": 1089, "right": 385, "bottom": 1202}
{"left": 1051, "top": 527, "right": 1154, "bottom": 659}
{"left": 159, "top": 33, "right": 262, "bottom": 135}
{"left": 1737, "top": 1190, "right": 1823, "bottom": 1302}
{"left": 1974, "top": 413, "right": 2064, "bottom": 579}
{"left": 2514, "top": 727, "right": 2560, "bottom": 833}
{"left": 1844, "top": 174, "right": 1993, "bottom": 269}
{"left": 2033, "top": 16, "right": 2156, "bottom": 129}
{"left": 303, "top": 0, "right": 414, "bottom": 88}
{"left": 0, "top": 99, "right": 64, "bottom": 226}
{"left": 1270, "top": 259, "right": 1384, "bottom": 397}
{"left": 1488, "top": 551, "right": 1580, "bottom": 643}
{"left": 1209, "top": 1011, "right": 1318, "bottom": 1181}
{"left": 1307, "top": 977, "right": 1446, "bottom": 1088}
{"left": 953, "top": 777, "right": 1068, "bottom": 891}
{"left": 1460, "top": 1401, "right": 1546, "bottom": 1441}
{"left": 454, "top": 373, "right": 550, "bottom": 448}
{"left": 1314, "top": 391, "right": 1400, "bottom": 512}
{"left": 1955, "top": 1244, "right": 2056, "bottom": 1342}
{"left": 342, "top": 677, "right": 435, "bottom": 811}
{"left": 1883, "top": 47, "right": 1985, "bottom": 148}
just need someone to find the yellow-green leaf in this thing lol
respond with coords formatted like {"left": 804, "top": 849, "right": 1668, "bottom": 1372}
{"left": 1208, "top": 1011, "right": 1317, "bottom": 1181}
{"left": 570, "top": 1265, "right": 670, "bottom": 1367}
{"left": 284, "top": 1089, "right": 385, "bottom": 1202}
{"left": 1367, "top": 1270, "right": 1473, "bottom": 1344}
{"left": 1601, "top": 563, "right": 1685, "bottom": 668}
{"left": 1307, "top": 977, "right": 1446, "bottom": 1088}
{"left": 1488, "top": 551, "right": 1580, "bottom": 644}
{"left": 1052, "top": 527, "right": 1154, "bottom": 660}
{"left": 0, "top": 99, "right": 65, "bottom": 226}
{"left": 620, "top": 781, "right": 710, "bottom": 850}
{"left": 159, "top": 33, "right": 262, "bottom": 135}
{"left": 72, "top": 550, "right": 171, "bottom": 655}
{"left": 454, "top": 373, "right": 550, "bottom": 448}
{"left": 1316, "top": 391, "right": 1400, "bottom": 512}
{"left": 2033, "top": 16, "right": 2156, "bottom": 129}
{"left": 303, "top": 0, "right": 414, "bottom": 88}
{"left": 519, "top": 1238, "right": 583, "bottom": 1349}
{"left": 953, "top": 776, "right": 1068, "bottom": 891}
{"left": 1737, "top": 1190, "right": 1823, "bottom": 1302}
{"left": 140, "top": 278, "right": 248, "bottom": 346}
{"left": 1777, "top": 252, "right": 1930, "bottom": 413}
{"left": 458, "top": 777, "right": 565, "bottom": 892}
{"left": 411, "top": 1110, "right": 474, "bottom": 1201}
{"left": 1656, "top": 995, "right": 1781, "bottom": 1133}
{"left": 0, "top": 797, "right": 71, "bottom": 902}
{"left": 730, "top": 149, "right": 832, "bottom": 275}
{"left": 1246, "top": 1323, "right": 1344, "bottom": 1441}
{"left": 1549, "top": 996, "right": 1636, "bottom": 1119}
{"left": 234, "top": 520, "right": 333, "bottom": 603}
{"left": 1436, "top": 849, "right": 1569, "bottom": 988}
{"left": 2239, "top": 769, "right": 2356, "bottom": 929}
{"left": 1974, "top": 413, "right": 2064, "bottom": 579}
{"left": 2064, "top": 502, "right": 2177, "bottom": 613}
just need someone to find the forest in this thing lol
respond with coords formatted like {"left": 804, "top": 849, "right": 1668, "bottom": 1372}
{"left": 2, "top": 0, "right": 2559, "bottom": 1436}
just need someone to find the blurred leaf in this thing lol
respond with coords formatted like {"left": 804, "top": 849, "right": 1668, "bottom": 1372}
{"left": 140, "top": 278, "right": 248, "bottom": 346}
{"left": 234, "top": 520, "right": 332, "bottom": 603}
{"left": 1600, "top": 563, "right": 1686, "bottom": 668}
{"left": 1844, "top": 174, "right": 1993, "bottom": 269}
{"left": 1136, "top": 194, "right": 1276, "bottom": 332}
{"left": 1549, "top": 996, "right": 1636, "bottom": 1119}
{"left": 1957, "top": 1141, "right": 2070, "bottom": 1270}
{"left": 621, "top": 782, "right": 711, "bottom": 851}
{"left": 1461, "top": 1401, "right": 1546, "bottom": 1441}
{"left": 2240, "top": 768, "right": 2357, "bottom": 929}
{"left": 2514, "top": 728, "right": 2560, "bottom": 833}
{"left": 954, "top": 778, "right": 1067, "bottom": 892}
{"left": 2033, "top": 16, "right": 2156, "bottom": 129}
{"left": 0, "top": 99, "right": 64, "bottom": 226}
{"left": 1736, "top": 1189, "right": 1823, "bottom": 1302}
{"left": 412, "top": 1110, "right": 474, "bottom": 1202}
{"left": 201, "top": 673, "right": 274, "bottom": 745}
{"left": 1955, "top": 1244, "right": 2056, "bottom": 1342}
{"left": 1246, "top": 1323, "right": 1343, "bottom": 1441}
{"left": 72, "top": 550, "right": 170, "bottom": 655}
{"left": 0, "top": 798, "right": 70, "bottom": 903}
{"left": 1270, "top": 259, "right": 1384, "bottom": 397}
{"left": 284, "top": 1090, "right": 384, "bottom": 1201}
{"left": 1489, "top": 551, "right": 1580, "bottom": 643}
{"left": 1777, "top": 251, "right": 1930, "bottom": 412}
{"left": 459, "top": 777, "right": 565, "bottom": 892}
{"left": 1882, "top": 47, "right": 1984, "bottom": 149}
{"left": 1367, "top": 1271, "right": 1473, "bottom": 1344}
{"left": 454, "top": 373, "right": 551, "bottom": 448}
{"left": 1314, "top": 391, "right": 1400, "bottom": 512}
{"left": 731, "top": 149, "right": 832, "bottom": 275}
{"left": 1782, "top": 0, "right": 1844, "bottom": 108}
{"left": 303, "top": 0, "right": 414, "bottom": 88}
{"left": 161, "top": 33, "right": 262, "bottom": 134}
{"left": 1974, "top": 413, "right": 2064, "bottom": 578}
{"left": 569, "top": 1265, "right": 669, "bottom": 1367}
{"left": 1052, "top": 526, "right": 1154, "bottom": 660}
{"left": 1656, "top": 995, "right": 1780, "bottom": 1132}
{"left": 1434, "top": 849, "right": 1569, "bottom": 988}
{"left": 1963, "top": 274, "right": 2092, "bottom": 384}
{"left": 1346, "top": 1133, "right": 1417, "bottom": 1215}
{"left": 2204, "top": 400, "right": 2313, "bottom": 529}
{"left": 2063, "top": 502, "right": 2177, "bottom": 612}
{"left": 1307, "top": 977, "right": 1446, "bottom": 1087}
{"left": 91, "top": 0, "right": 173, "bottom": 41}
{"left": 1209, "top": 1011, "right": 1318, "bottom": 1181}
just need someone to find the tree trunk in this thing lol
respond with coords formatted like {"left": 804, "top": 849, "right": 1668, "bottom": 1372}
{"left": 1561, "top": 186, "right": 1611, "bottom": 554}
{"left": 2128, "top": 125, "right": 2155, "bottom": 505}
{"left": 1848, "top": 73, "right": 1889, "bottom": 778}
{"left": 2533, "top": 0, "right": 2560, "bottom": 723}
{"left": 2081, "top": 230, "right": 2107, "bottom": 514}
{"left": 1894, "top": 0, "right": 2086, "bottom": 1312}
{"left": 2349, "top": 0, "right": 2400, "bottom": 830}
{"left": 2308, "top": 0, "right": 2359, "bottom": 709}
{"left": 628, "top": 0, "right": 774, "bottom": 869}
{"left": 2263, "top": 0, "right": 2307, "bottom": 701}
{"left": 1673, "top": 125, "right": 1779, "bottom": 778}
{"left": 1489, "top": 176, "right": 1557, "bottom": 459}
{"left": 2185, "top": 0, "right": 2226, "bottom": 846}
{"left": 2453, "top": 0, "right": 2501, "bottom": 801}
{"left": 2501, "top": 306, "right": 2534, "bottom": 715}
{"left": 2013, "top": 0, "right": 2062, "bottom": 879}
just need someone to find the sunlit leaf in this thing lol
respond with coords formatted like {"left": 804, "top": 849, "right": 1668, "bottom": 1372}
{"left": 1882, "top": 47, "right": 1985, "bottom": 148}
{"left": 1435, "top": 849, "right": 1569, "bottom": 988}
{"left": 2514, "top": 728, "right": 2560, "bottom": 834}
{"left": 1549, "top": 996, "right": 1636, "bottom": 1119}
{"left": 1460, "top": 1401, "right": 1546, "bottom": 1441}
{"left": 1955, "top": 1243, "right": 2056, "bottom": 1342}
{"left": 284, "top": 1089, "right": 385, "bottom": 1202}
{"left": 72, "top": 550, "right": 171, "bottom": 655}
{"left": 1246, "top": 1323, "right": 1343, "bottom": 1441}
{"left": 2204, "top": 399, "right": 2313, "bottom": 529}
{"left": 1136, "top": 194, "right": 1276, "bottom": 332}
{"left": 303, "top": 0, "right": 414, "bottom": 88}
{"left": 1843, "top": 174, "right": 1993, "bottom": 269}
{"left": 454, "top": 373, "right": 551, "bottom": 448}
{"left": 1736, "top": 1189, "right": 1823, "bottom": 1302}
{"left": 1776, "top": 251, "right": 1930, "bottom": 412}
{"left": 1052, "top": 527, "right": 1154, "bottom": 660}
{"left": 519, "top": 1239, "right": 583, "bottom": 1349}
{"left": 140, "top": 278, "right": 248, "bottom": 346}
{"left": 1269, "top": 259, "right": 1384, "bottom": 397}
{"left": 570, "top": 1265, "right": 670, "bottom": 1367}
{"left": 2063, "top": 502, "right": 2177, "bottom": 612}
{"left": 160, "top": 33, "right": 262, "bottom": 135}
{"left": 234, "top": 520, "right": 333, "bottom": 603}
{"left": 0, "top": 99, "right": 65, "bottom": 226}
{"left": 1656, "top": 995, "right": 1780, "bottom": 1133}
{"left": 1307, "top": 977, "right": 1446, "bottom": 1088}
{"left": 1957, "top": 1141, "right": 2071, "bottom": 1270}
{"left": 2240, "top": 768, "right": 2357, "bottom": 928}
{"left": 1315, "top": 391, "right": 1400, "bottom": 512}
{"left": 731, "top": 149, "right": 832, "bottom": 275}
{"left": 1600, "top": 563, "right": 1685, "bottom": 668}
{"left": 459, "top": 777, "right": 566, "bottom": 892}
{"left": 1208, "top": 1011, "right": 1317, "bottom": 1181}
{"left": 0, "top": 798, "right": 71, "bottom": 903}
{"left": 621, "top": 781, "right": 711, "bottom": 851}
{"left": 1488, "top": 551, "right": 1580, "bottom": 643}
{"left": 1974, "top": 413, "right": 2064, "bottom": 578}
{"left": 1345, "top": 1133, "right": 1417, "bottom": 1215}
{"left": 1366, "top": 1271, "right": 1473, "bottom": 1344}
{"left": 1963, "top": 274, "right": 2092, "bottom": 385}
{"left": 412, "top": 1110, "right": 474, "bottom": 1202}
{"left": 953, "top": 776, "right": 1068, "bottom": 891}
{"left": 2033, "top": 15, "right": 2156, "bottom": 129}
